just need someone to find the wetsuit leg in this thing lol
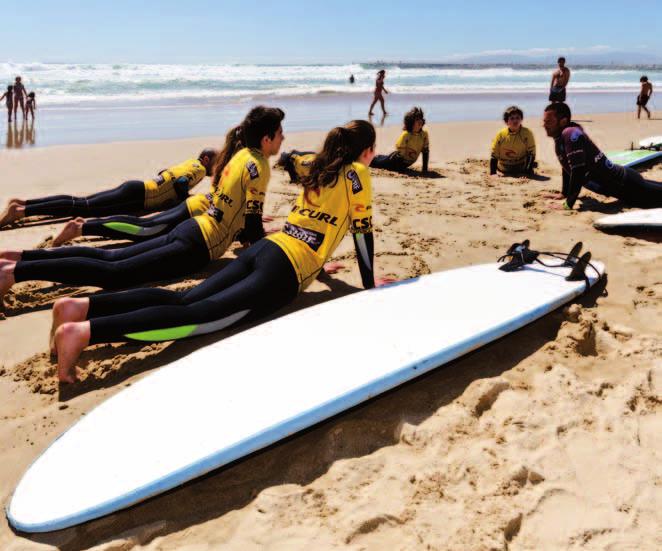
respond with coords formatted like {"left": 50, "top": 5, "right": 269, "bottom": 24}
{"left": 81, "top": 202, "right": 191, "bottom": 241}
{"left": 620, "top": 168, "right": 662, "bottom": 207}
{"left": 370, "top": 153, "right": 410, "bottom": 172}
{"left": 88, "top": 239, "right": 298, "bottom": 344}
{"left": 24, "top": 181, "right": 146, "bottom": 218}
{"left": 13, "top": 218, "right": 209, "bottom": 289}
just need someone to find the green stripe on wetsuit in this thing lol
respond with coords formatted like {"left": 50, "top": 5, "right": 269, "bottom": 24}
{"left": 126, "top": 325, "right": 198, "bottom": 341}
{"left": 103, "top": 221, "right": 143, "bottom": 235}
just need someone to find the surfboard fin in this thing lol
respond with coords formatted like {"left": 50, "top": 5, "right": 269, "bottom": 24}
{"left": 498, "top": 240, "right": 539, "bottom": 272}
{"left": 563, "top": 242, "right": 583, "bottom": 266}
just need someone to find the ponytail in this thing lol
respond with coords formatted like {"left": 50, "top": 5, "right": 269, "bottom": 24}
{"left": 210, "top": 125, "right": 244, "bottom": 190}
{"left": 302, "top": 120, "right": 375, "bottom": 202}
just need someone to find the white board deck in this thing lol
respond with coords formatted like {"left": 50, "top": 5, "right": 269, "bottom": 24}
{"left": 639, "top": 135, "right": 662, "bottom": 149}
{"left": 8, "top": 259, "right": 605, "bottom": 533}
{"left": 594, "top": 208, "right": 662, "bottom": 229}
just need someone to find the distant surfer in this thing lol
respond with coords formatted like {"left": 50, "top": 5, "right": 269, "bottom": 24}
{"left": 49, "top": 120, "right": 394, "bottom": 383}
{"left": 543, "top": 102, "right": 662, "bottom": 210}
{"left": 370, "top": 107, "right": 429, "bottom": 173}
{"left": 637, "top": 76, "right": 653, "bottom": 120}
{"left": 490, "top": 106, "right": 536, "bottom": 177}
{"left": 368, "top": 69, "right": 388, "bottom": 115}
{"left": 549, "top": 57, "right": 570, "bottom": 103}
{"left": 349, "top": 74, "right": 355, "bottom": 84}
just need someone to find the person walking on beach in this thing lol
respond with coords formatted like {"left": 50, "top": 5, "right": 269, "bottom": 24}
{"left": 549, "top": 58, "right": 570, "bottom": 103}
{"left": 0, "top": 85, "right": 12, "bottom": 123}
{"left": 12, "top": 76, "right": 27, "bottom": 120}
{"left": 637, "top": 76, "right": 653, "bottom": 119}
{"left": 542, "top": 102, "right": 662, "bottom": 210}
{"left": 368, "top": 70, "right": 388, "bottom": 115}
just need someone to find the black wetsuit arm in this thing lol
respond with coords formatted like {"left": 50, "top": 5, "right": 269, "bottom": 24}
{"left": 525, "top": 153, "right": 535, "bottom": 174}
{"left": 565, "top": 169, "right": 587, "bottom": 209}
{"left": 422, "top": 148, "right": 429, "bottom": 173}
{"left": 490, "top": 157, "right": 498, "bottom": 175}
{"left": 279, "top": 152, "right": 299, "bottom": 183}
{"left": 236, "top": 213, "right": 265, "bottom": 245}
{"left": 353, "top": 231, "right": 375, "bottom": 289}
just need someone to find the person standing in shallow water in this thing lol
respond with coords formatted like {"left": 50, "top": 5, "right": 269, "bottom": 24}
{"left": 549, "top": 57, "right": 571, "bottom": 103}
{"left": 637, "top": 76, "right": 653, "bottom": 120}
{"left": 1, "top": 86, "right": 13, "bottom": 123}
{"left": 368, "top": 70, "right": 388, "bottom": 115}
{"left": 12, "top": 76, "right": 27, "bottom": 120}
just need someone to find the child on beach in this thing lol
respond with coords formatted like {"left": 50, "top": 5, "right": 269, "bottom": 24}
{"left": 25, "top": 92, "right": 36, "bottom": 121}
{"left": 370, "top": 107, "right": 429, "bottom": 173}
{"left": 49, "top": 120, "right": 384, "bottom": 383}
{"left": 1, "top": 86, "right": 12, "bottom": 123}
{"left": 490, "top": 106, "right": 536, "bottom": 177}
{"left": 637, "top": 76, "right": 653, "bottom": 120}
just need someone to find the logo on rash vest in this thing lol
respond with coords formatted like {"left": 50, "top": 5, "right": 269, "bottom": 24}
{"left": 215, "top": 193, "right": 233, "bottom": 207}
{"left": 246, "top": 200, "right": 264, "bottom": 213}
{"left": 570, "top": 129, "right": 581, "bottom": 142}
{"left": 347, "top": 169, "right": 363, "bottom": 194}
{"left": 291, "top": 205, "right": 338, "bottom": 226}
{"left": 283, "top": 222, "right": 325, "bottom": 251}
{"left": 352, "top": 216, "right": 372, "bottom": 232}
{"left": 353, "top": 204, "right": 372, "bottom": 213}
{"left": 248, "top": 187, "right": 265, "bottom": 197}
{"left": 246, "top": 161, "right": 259, "bottom": 180}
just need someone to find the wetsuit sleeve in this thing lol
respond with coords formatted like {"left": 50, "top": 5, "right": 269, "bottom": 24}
{"left": 422, "top": 131, "right": 430, "bottom": 172}
{"left": 490, "top": 131, "right": 501, "bottom": 174}
{"left": 279, "top": 151, "right": 299, "bottom": 183}
{"left": 353, "top": 232, "right": 375, "bottom": 289}
{"left": 238, "top": 159, "right": 269, "bottom": 243}
{"left": 237, "top": 214, "right": 265, "bottom": 244}
{"left": 349, "top": 164, "right": 375, "bottom": 288}
{"left": 562, "top": 130, "right": 589, "bottom": 208}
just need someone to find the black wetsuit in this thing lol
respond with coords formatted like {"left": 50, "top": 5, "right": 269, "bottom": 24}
{"left": 554, "top": 123, "right": 662, "bottom": 208}
{"left": 24, "top": 181, "right": 146, "bottom": 219}
{"left": 87, "top": 239, "right": 299, "bottom": 343}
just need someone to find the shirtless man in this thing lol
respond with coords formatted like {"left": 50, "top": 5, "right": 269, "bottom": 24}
{"left": 549, "top": 57, "right": 571, "bottom": 103}
{"left": 637, "top": 76, "right": 653, "bottom": 119}
{"left": 12, "top": 76, "right": 27, "bottom": 120}
{"left": 368, "top": 70, "right": 388, "bottom": 116}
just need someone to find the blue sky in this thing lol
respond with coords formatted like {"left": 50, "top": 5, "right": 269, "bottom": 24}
{"left": 3, "top": 0, "right": 660, "bottom": 64}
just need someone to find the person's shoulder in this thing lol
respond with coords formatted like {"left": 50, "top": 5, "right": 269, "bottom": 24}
{"left": 562, "top": 125, "right": 584, "bottom": 142}
{"left": 521, "top": 126, "right": 535, "bottom": 138}
{"left": 495, "top": 127, "right": 509, "bottom": 139}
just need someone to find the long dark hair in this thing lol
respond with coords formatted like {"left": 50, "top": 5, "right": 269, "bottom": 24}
{"left": 301, "top": 120, "right": 375, "bottom": 202}
{"left": 403, "top": 107, "right": 425, "bottom": 132}
{"left": 210, "top": 106, "right": 284, "bottom": 190}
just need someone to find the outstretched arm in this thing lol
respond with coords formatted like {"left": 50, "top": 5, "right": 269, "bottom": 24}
{"left": 422, "top": 148, "right": 429, "bottom": 172}
{"left": 353, "top": 231, "right": 375, "bottom": 289}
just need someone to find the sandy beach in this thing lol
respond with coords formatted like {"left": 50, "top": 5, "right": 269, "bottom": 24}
{"left": 1, "top": 111, "right": 661, "bottom": 550}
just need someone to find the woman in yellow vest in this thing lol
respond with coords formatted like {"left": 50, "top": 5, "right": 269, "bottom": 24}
{"left": 490, "top": 106, "right": 536, "bottom": 177}
{"left": 0, "top": 107, "right": 284, "bottom": 311}
{"left": 50, "top": 120, "right": 389, "bottom": 383}
{"left": 0, "top": 152, "right": 215, "bottom": 228}
{"left": 370, "top": 107, "right": 429, "bottom": 173}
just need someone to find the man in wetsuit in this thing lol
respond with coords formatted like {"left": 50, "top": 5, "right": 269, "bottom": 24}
{"left": 637, "top": 76, "right": 653, "bottom": 120}
{"left": 543, "top": 102, "right": 662, "bottom": 210}
{"left": 549, "top": 58, "right": 571, "bottom": 103}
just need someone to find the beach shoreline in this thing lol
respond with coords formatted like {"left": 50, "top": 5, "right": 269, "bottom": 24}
{"left": 1, "top": 112, "right": 661, "bottom": 550}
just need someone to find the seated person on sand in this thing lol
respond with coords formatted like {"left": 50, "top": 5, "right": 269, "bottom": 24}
{"left": 370, "top": 107, "right": 429, "bottom": 173}
{"left": 543, "top": 102, "right": 662, "bottom": 210}
{"left": 51, "top": 129, "right": 253, "bottom": 246}
{"left": 49, "top": 121, "right": 392, "bottom": 383}
{"left": 490, "top": 106, "right": 536, "bottom": 177}
{"left": 0, "top": 151, "right": 216, "bottom": 229}
{"left": 0, "top": 107, "right": 285, "bottom": 305}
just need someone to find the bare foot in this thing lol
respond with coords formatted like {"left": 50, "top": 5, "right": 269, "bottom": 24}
{"left": 0, "top": 264, "right": 16, "bottom": 303}
{"left": 54, "top": 322, "right": 91, "bottom": 383}
{"left": 50, "top": 298, "right": 90, "bottom": 354}
{"left": 0, "top": 250, "right": 22, "bottom": 261}
{"left": 52, "top": 218, "right": 84, "bottom": 246}
{"left": 323, "top": 261, "right": 345, "bottom": 274}
{"left": 0, "top": 203, "right": 25, "bottom": 228}
{"left": 8, "top": 198, "right": 26, "bottom": 206}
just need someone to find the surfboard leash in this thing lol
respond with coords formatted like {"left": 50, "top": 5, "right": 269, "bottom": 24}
{"left": 498, "top": 240, "right": 601, "bottom": 292}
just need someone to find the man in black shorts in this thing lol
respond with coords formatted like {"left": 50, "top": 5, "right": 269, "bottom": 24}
{"left": 549, "top": 57, "right": 571, "bottom": 103}
{"left": 637, "top": 76, "right": 653, "bottom": 120}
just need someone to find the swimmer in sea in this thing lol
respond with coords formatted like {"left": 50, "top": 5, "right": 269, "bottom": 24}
{"left": 370, "top": 106, "right": 429, "bottom": 173}
{"left": 543, "top": 102, "right": 662, "bottom": 210}
{"left": 490, "top": 106, "right": 536, "bottom": 177}
{"left": 50, "top": 120, "right": 395, "bottom": 383}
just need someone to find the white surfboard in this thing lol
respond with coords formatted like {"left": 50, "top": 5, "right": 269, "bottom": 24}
{"left": 8, "top": 255, "right": 605, "bottom": 533}
{"left": 639, "top": 135, "right": 662, "bottom": 150}
{"left": 594, "top": 208, "right": 662, "bottom": 229}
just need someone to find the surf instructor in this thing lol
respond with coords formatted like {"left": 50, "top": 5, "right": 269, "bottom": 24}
{"left": 542, "top": 102, "right": 662, "bottom": 210}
